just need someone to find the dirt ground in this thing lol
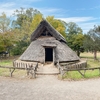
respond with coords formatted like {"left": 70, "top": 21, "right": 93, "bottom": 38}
{"left": 0, "top": 75, "right": 100, "bottom": 100}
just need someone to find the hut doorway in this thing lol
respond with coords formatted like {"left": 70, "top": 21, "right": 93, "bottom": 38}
{"left": 45, "top": 48, "right": 53, "bottom": 62}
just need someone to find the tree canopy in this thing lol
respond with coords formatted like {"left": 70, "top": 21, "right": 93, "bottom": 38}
{"left": 83, "top": 26, "right": 100, "bottom": 60}
{"left": 66, "top": 22, "right": 84, "bottom": 56}
{"left": 0, "top": 12, "right": 10, "bottom": 33}
{"left": 0, "top": 13, "right": 17, "bottom": 53}
{"left": 46, "top": 16, "right": 66, "bottom": 37}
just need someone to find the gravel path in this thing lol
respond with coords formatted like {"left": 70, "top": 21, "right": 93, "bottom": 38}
{"left": 0, "top": 75, "right": 100, "bottom": 100}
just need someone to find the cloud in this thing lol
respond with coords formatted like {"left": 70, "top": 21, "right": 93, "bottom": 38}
{"left": 78, "top": 22, "right": 96, "bottom": 33}
{"left": 57, "top": 17, "right": 100, "bottom": 33}
{"left": 29, "top": 7, "right": 68, "bottom": 17}
{"left": 57, "top": 17, "right": 96, "bottom": 23}
{"left": 90, "top": 5, "right": 100, "bottom": 10}
{"left": 0, "top": 0, "right": 42, "bottom": 16}
{"left": 0, "top": 2, "right": 16, "bottom": 16}
{"left": 24, "top": 0, "right": 42, "bottom": 2}
{"left": 43, "top": 8, "right": 61, "bottom": 13}
{"left": 0, "top": 0, "right": 67, "bottom": 17}
{"left": 1, "top": 2, "right": 15, "bottom": 8}
{"left": 76, "top": 8, "right": 86, "bottom": 11}
{"left": 39, "top": 8, "right": 62, "bottom": 16}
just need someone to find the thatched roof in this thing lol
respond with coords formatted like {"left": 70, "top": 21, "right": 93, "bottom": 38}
{"left": 20, "top": 37, "right": 80, "bottom": 63}
{"left": 31, "top": 20, "right": 66, "bottom": 43}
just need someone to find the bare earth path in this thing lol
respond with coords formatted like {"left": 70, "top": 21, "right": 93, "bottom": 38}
{"left": 0, "top": 75, "right": 100, "bottom": 100}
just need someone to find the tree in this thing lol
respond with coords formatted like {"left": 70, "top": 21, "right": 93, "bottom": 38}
{"left": 83, "top": 26, "right": 100, "bottom": 60}
{"left": 0, "top": 12, "right": 10, "bottom": 33}
{"left": 72, "top": 33, "right": 84, "bottom": 56}
{"left": 10, "top": 8, "right": 42, "bottom": 55}
{"left": 46, "top": 16, "right": 66, "bottom": 38}
{"left": 12, "top": 7, "right": 41, "bottom": 28}
{"left": 0, "top": 13, "right": 17, "bottom": 54}
{"left": 66, "top": 22, "right": 84, "bottom": 56}
{"left": 66, "top": 22, "right": 82, "bottom": 35}
{"left": 0, "top": 30, "right": 18, "bottom": 55}
{"left": 30, "top": 13, "right": 43, "bottom": 33}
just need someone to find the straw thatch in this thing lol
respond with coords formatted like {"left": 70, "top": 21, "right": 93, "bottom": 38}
{"left": 20, "top": 20, "right": 80, "bottom": 63}
{"left": 31, "top": 19, "right": 66, "bottom": 43}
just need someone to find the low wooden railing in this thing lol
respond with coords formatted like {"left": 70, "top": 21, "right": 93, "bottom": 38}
{"left": 63, "top": 67, "right": 100, "bottom": 77}
{"left": 0, "top": 60, "right": 38, "bottom": 78}
{"left": 56, "top": 60, "right": 100, "bottom": 78}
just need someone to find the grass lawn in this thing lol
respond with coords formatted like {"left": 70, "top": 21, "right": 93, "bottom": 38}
{"left": 80, "top": 52, "right": 100, "bottom": 68}
{"left": 80, "top": 52, "right": 100, "bottom": 59}
{"left": 63, "top": 70, "right": 100, "bottom": 80}
{"left": 0, "top": 56, "right": 26, "bottom": 77}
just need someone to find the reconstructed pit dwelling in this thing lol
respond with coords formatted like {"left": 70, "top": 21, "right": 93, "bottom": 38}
{"left": 20, "top": 20, "right": 80, "bottom": 64}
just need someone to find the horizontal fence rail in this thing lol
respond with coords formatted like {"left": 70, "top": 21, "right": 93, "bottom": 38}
{"left": 56, "top": 60, "right": 100, "bottom": 78}
{"left": 0, "top": 60, "right": 38, "bottom": 78}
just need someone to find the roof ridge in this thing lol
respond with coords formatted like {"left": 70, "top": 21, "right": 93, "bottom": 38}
{"left": 31, "top": 19, "right": 66, "bottom": 43}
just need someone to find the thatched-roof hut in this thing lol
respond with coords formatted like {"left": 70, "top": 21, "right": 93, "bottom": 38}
{"left": 20, "top": 20, "right": 80, "bottom": 64}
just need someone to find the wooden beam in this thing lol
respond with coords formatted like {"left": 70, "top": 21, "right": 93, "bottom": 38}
{"left": 63, "top": 67, "right": 100, "bottom": 71}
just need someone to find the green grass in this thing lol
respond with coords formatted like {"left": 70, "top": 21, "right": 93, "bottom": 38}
{"left": 62, "top": 69, "right": 100, "bottom": 80}
{"left": 87, "top": 59, "right": 100, "bottom": 68}
{"left": 80, "top": 52, "right": 100, "bottom": 59}
{"left": 85, "top": 70, "right": 100, "bottom": 78}
{"left": 0, "top": 55, "right": 19, "bottom": 66}
{"left": 63, "top": 71, "right": 83, "bottom": 80}
{"left": 0, "top": 60, "right": 13, "bottom": 66}
{"left": 0, "top": 56, "right": 28, "bottom": 77}
{"left": 0, "top": 59, "right": 13, "bottom": 76}
{"left": 0, "top": 68, "right": 10, "bottom": 76}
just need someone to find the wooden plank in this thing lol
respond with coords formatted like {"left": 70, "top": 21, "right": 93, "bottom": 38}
{"left": 0, "top": 66, "right": 25, "bottom": 69}
{"left": 63, "top": 67, "right": 100, "bottom": 71}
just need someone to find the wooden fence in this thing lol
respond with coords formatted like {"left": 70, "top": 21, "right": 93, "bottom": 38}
{"left": 0, "top": 60, "right": 38, "bottom": 78}
{"left": 56, "top": 60, "right": 100, "bottom": 78}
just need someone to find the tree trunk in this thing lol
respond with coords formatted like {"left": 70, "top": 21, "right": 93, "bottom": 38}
{"left": 94, "top": 50, "right": 97, "bottom": 60}
{"left": 77, "top": 50, "right": 80, "bottom": 57}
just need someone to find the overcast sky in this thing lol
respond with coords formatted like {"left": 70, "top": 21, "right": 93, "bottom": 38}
{"left": 0, "top": 0, "right": 100, "bottom": 33}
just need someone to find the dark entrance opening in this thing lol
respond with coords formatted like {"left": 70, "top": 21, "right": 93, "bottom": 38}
{"left": 45, "top": 48, "right": 53, "bottom": 62}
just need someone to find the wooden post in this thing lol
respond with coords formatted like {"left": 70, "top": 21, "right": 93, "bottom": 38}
{"left": 99, "top": 68, "right": 100, "bottom": 75}
{"left": 84, "top": 69, "right": 86, "bottom": 75}
{"left": 9, "top": 68, "right": 15, "bottom": 77}
{"left": 53, "top": 48, "right": 55, "bottom": 65}
{"left": 27, "top": 68, "right": 30, "bottom": 76}
{"left": 78, "top": 70, "right": 85, "bottom": 77}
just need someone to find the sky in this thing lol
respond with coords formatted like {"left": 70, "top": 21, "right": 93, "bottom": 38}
{"left": 0, "top": 0, "right": 100, "bottom": 33}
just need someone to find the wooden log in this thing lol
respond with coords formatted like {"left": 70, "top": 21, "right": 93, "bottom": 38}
{"left": 9, "top": 68, "right": 15, "bottom": 77}
{"left": 63, "top": 67, "right": 100, "bottom": 71}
